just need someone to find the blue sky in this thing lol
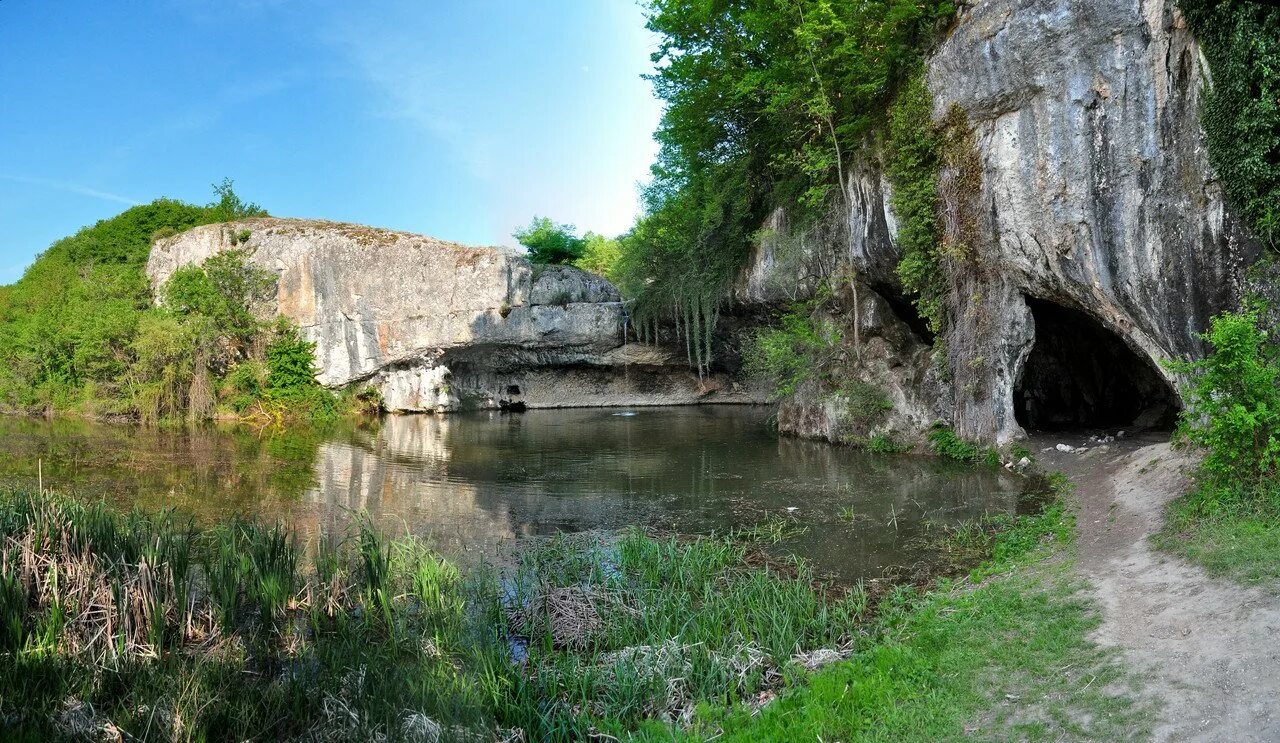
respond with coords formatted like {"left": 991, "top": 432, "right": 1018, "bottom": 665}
{"left": 0, "top": 1, "right": 662, "bottom": 282}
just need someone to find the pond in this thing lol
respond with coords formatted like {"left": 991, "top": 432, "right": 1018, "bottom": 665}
{"left": 0, "top": 406, "right": 1032, "bottom": 581}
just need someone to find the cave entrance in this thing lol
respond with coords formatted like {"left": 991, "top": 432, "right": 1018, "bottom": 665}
{"left": 1014, "top": 297, "right": 1180, "bottom": 432}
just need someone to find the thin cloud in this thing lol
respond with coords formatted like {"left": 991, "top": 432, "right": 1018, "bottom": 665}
{"left": 0, "top": 174, "right": 140, "bottom": 206}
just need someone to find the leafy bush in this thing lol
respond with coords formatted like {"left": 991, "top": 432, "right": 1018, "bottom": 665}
{"left": 1170, "top": 308, "right": 1280, "bottom": 512}
{"left": 222, "top": 360, "right": 268, "bottom": 412}
{"left": 0, "top": 182, "right": 266, "bottom": 415}
{"left": 867, "top": 433, "right": 909, "bottom": 454}
{"left": 573, "top": 232, "right": 622, "bottom": 280}
{"left": 927, "top": 425, "right": 997, "bottom": 465}
{"left": 163, "top": 249, "right": 274, "bottom": 352}
{"left": 263, "top": 320, "right": 337, "bottom": 421}
{"left": 745, "top": 306, "right": 839, "bottom": 398}
{"left": 514, "top": 216, "right": 585, "bottom": 265}
{"left": 844, "top": 380, "right": 893, "bottom": 428}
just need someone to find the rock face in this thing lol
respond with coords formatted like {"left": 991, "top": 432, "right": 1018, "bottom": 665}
{"left": 739, "top": 0, "right": 1261, "bottom": 446}
{"left": 147, "top": 219, "right": 754, "bottom": 412}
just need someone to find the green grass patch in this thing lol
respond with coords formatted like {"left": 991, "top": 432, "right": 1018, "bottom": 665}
{"left": 1155, "top": 499, "right": 1280, "bottom": 588}
{"left": 704, "top": 498, "right": 1153, "bottom": 742}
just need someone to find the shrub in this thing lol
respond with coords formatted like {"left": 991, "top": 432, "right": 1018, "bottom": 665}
{"left": 163, "top": 249, "right": 274, "bottom": 351}
{"left": 574, "top": 232, "right": 622, "bottom": 280}
{"left": 745, "top": 306, "right": 839, "bottom": 398}
{"left": 222, "top": 360, "right": 268, "bottom": 412}
{"left": 1170, "top": 308, "right": 1280, "bottom": 512}
{"left": 265, "top": 320, "right": 337, "bottom": 421}
{"left": 514, "top": 216, "right": 585, "bottom": 265}
{"left": 928, "top": 425, "right": 997, "bottom": 465}
{"left": 0, "top": 180, "right": 269, "bottom": 419}
{"left": 845, "top": 381, "right": 893, "bottom": 427}
{"left": 867, "top": 433, "right": 909, "bottom": 454}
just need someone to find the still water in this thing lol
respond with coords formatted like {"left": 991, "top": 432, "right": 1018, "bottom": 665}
{"left": 0, "top": 407, "right": 1030, "bottom": 581}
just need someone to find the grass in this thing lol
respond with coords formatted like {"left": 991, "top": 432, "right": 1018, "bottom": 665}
{"left": 0, "top": 484, "right": 1149, "bottom": 741}
{"left": 1155, "top": 494, "right": 1280, "bottom": 588}
{"left": 703, "top": 499, "right": 1154, "bottom": 742}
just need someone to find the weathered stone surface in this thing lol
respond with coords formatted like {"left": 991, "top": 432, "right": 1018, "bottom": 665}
{"left": 774, "top": 281, "right": 943, "bottom": 448}
{"left": 739, "top": 0, "right": 1261, "bottom": 446}
{"left": 147, "top": 218, "right": 758, "bottom": 412}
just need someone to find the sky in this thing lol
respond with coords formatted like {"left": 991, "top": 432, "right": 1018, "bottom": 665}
{"left": 0, "top": 0, "right": 663, "bottom": 283}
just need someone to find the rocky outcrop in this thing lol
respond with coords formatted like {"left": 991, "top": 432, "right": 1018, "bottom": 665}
{"left": 147, "top": 219, "right": 756, "bottom": 412}
{"left": 739, "top": 0, "right": 1261, "bottom": 446}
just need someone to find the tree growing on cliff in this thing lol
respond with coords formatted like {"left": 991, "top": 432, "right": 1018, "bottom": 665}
{"left": 513, "top": 216, "right": 585, "bottom": 265}
{"left": 614, "top": 0, "right": 956, "bottom": 374}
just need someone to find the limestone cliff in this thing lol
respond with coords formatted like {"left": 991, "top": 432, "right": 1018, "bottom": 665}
{"left": 147, "top": 219, "right": 755, "bottom": 412}
{"left": 739, "top": 0, "right": 1262, "bottom": 446}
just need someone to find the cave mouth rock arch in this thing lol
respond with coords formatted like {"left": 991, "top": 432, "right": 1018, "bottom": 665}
{"left": 1014, "top": 297, "right": 1180, "bottom": 433}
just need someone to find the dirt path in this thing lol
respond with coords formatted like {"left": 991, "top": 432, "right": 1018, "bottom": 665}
{"left": 1037, "top": 435, "right": 1280, "bottom": 741}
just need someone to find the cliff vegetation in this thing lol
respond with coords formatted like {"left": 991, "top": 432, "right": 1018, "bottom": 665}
{"left": 0, "top": 182, "right": 360, "bottom": 424}
{"left": 613, "top": 0, "right": 956, "bottom": 376}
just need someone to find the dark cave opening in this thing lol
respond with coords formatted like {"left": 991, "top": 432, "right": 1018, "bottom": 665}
{"left": 873, "top": 282, "right": 936, "bottom": 345}
{"left": 1014, "top": 297, "right": 1180, "bottom": 432}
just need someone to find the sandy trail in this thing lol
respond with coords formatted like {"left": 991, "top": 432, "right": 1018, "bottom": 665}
{"left": 1036, "top": 435, "right": 1280, "bottom": 741}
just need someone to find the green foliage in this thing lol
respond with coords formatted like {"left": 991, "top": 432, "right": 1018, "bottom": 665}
{"left": 887, "top": 72, "right": 945, "bottom": 333}
{"left": 1153, "top": 309, "right": 1280, "bottom": 588}
{"left": 126, "top": 311, "right": 210, "bottom": 423}
{"left": 618, "top": 0, "right": 956, "bottom": 365}
{"left": 844, "top": 380, "right": 893, "bottom": 427}
{"left": 259, "top": 320, "right": 337, "bottom": 422}
{"left": 573, "top": 231, "right": 622, "bottom": 280}
{"left": 266, "top": 320, "right": 320, "bottom": 393}
{"left": 927, "top": 425, "right": 998, "bottom": 465}
{"left": 514, "top": 216, "right": 586, "bottom": 265}
{"left": 745, "top": 304, "right": 839, "bottom": 398}
{"left": 867, "top": 433, "right": 909, "bottom": 454}
{"left": 222, "top": 360, "right": 268, "bottom": 413}
{"left": 0, "top": 184, "right": 266, "bottom": 415}
{"left": 164, "top": 249, "right": 274, "bottom": 352}
{"left": 1179, "top": 1, "right": 1280, "bottom": 250}
{"left": 1170, "top": 308, "right": 1280, "bottom": 513}
{"left": 208, "top": 177, "right": 267, "bottom": 223}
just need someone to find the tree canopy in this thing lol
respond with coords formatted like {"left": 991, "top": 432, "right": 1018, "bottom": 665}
{"left": 613, "top": 0, "right": 955, "bottom": 372}
{"left": 513, "top": 216, "right": 586, "bottom": 265}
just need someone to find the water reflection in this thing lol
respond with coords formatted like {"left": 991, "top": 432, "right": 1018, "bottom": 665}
{"left": 0, "top": 408, "right": 1028, "bottom": 581}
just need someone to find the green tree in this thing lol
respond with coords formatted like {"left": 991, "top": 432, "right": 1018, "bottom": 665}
{"left": 513, "top": 217, "right": 586, "bottom": 265}
{"left": 573, "top": 232, "right": 622, "bottom": 280}
{"left": 163, "top": 249, "right": 275, "bottom": 354}
{"left": 617, "top": 0, "right": 956, "bottom": 372}
{"left": 0, "top": 180, "right": 270, "bottom": 417}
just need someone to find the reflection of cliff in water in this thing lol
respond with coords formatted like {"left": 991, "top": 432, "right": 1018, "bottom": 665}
{"left": 0, "top": 409, "right": 1028, "bottom": 581}
{"left": 303, "top": 409, "right": 1027, "bottom": 577}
